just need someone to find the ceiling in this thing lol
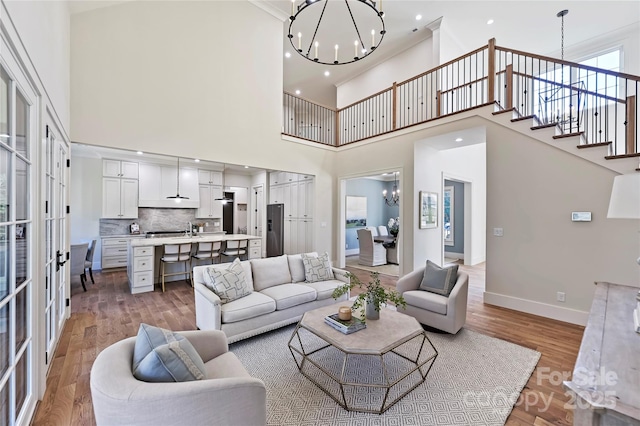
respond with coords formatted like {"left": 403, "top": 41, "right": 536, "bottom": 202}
{"left": 67, "top": 1, "right": 639, "bottom": 109}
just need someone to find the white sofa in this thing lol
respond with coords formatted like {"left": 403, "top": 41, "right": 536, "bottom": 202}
{"left": 194, "top": 254, "right": 350, "bottom": 343}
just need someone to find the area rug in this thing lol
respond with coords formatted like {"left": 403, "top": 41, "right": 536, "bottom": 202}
{"left": 345, "top": 255, "right": 399, "bottom": 277}
{"left": 230, "top": 325, "right": 540, "bottom": 425}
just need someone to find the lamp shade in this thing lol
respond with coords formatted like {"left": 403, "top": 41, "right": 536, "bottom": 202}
{"left": 607, "top": 174, "right": 640, "bottom": 219}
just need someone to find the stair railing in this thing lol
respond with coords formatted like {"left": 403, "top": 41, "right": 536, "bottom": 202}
{"left": 282, "top": 39, "right": 639, "bottom": 157}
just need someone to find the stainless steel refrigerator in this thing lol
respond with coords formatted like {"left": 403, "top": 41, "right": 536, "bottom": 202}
{"left": 266, "top": 204, "right": 284, "bottom": 257}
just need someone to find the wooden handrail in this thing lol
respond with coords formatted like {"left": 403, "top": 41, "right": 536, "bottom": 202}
{"left": 338, "top": 86, "right": 394, "bottom": 112}
{"left": 495, "top": 45, "right": 640, "bottom": 82}
{"left": 502, "top": 69, "right": 626, "bottom": 104}
{"left": 397, "top": 44, "right": 489, "bottom": 86}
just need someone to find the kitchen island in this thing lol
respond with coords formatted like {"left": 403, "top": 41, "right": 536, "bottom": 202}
{"left": 127, "top": 234, "right": 262, "bottom": 294}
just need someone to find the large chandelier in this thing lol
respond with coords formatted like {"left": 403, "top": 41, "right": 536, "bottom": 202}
{"left": 383, "top": 172, "right": 399, "bottom": 206}
{"left": 288, "top": 0, "right": 386, "bottom": 66}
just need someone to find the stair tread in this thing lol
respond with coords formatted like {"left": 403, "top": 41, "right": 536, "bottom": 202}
{"left": 511, "top": 115, "right": 536, "bottom": 123}
{"left": 605, "top": 153, "right": 640, "bottom": 159}
{"left": 531, "top": 123, "right": 559, "bottom": 130}
{"left": 576, "top": 141, "right": 612, "bottom": 149}
{"left": 492, "top": 108, "right": 517, "bottom": 116}
{"left": 553, "top": 132, "right": 583, "bottom": 139}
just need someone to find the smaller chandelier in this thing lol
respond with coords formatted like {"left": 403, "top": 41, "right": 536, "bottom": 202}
{"left": 383, "top": 172, "right": 399, "bottom": 206}
{"left": 288, "top": 0, "right": 386, "bottom": 66}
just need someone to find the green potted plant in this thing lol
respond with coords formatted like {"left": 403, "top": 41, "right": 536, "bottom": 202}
{"left": 332, "top": 271, "right": 406, "bottom": 321}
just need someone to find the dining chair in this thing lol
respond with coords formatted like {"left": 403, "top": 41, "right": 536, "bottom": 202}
{"left": 356, "top": 229, "right": 386, "bottom": 267}
{"left": 159, "top": 242, "right": 193, "bottom": 292}
{"left": 365, "top": 226, "right": 379, "bottom": 237}
{"left": 84, "top": 239, "right": 98, "bottom": 285}
{"left": 222, "top": 239, "right": 248, "bottom": 262}
{"left": 377, "top": 225, "right": 389, "bottom": 236}
{"left": 70, "top": 243, "right": 89, "bottom": 292}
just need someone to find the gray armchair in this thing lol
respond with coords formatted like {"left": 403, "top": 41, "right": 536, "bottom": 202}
{"left": 357, "top": 229, "right": 386, "bottom": 266}
{"left": 396, "top": 266, "right": 469, "bottom": 334}
{"left": 90, "top": 329, "right": 266, "bottom": 426}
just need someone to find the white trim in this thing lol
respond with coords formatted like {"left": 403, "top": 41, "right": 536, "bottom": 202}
{"left": 345, "top": 249, "right": 359, "bottom": 256}
{"left": 444, "top": 251, "right": 463, "bottom": 260}
{"left": 248, "top": 0, "right": 288, "bottom": 22}
{"left": 483, "top": 291, "right": 589, "bottom": 326}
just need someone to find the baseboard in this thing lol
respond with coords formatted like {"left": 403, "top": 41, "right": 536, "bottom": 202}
{"left": 345, "top": 249, "right": 359, "bottom": 256}
{"left": 444, "top": 251, "right": 464, "bottom": 259}
{"left": 470, "top": 255, "right": 486, "bottom": 265}
{"left": 483, "top": 291, "right": 588, "bottom": 326}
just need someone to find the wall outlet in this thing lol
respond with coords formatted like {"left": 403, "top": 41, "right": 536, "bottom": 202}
{"left": 493, "top": 228, "right": 504, "bottom": 237}
{"left": 557, "top": 291, "right": 566, "bottom": 302}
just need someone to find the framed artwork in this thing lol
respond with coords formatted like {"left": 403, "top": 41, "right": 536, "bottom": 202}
{"left": 345, "top": 196, "right": 367, "bottom": 228}
{"left": 419, "top": 191, "right": 438, "bottom": 229}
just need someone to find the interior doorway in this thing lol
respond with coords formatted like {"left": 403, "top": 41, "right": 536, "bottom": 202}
{"left": 223, "top": 192, "right": 234, "bottom": 234}
{"left": 442, "top": 176, "right": 472, "bottom": 266}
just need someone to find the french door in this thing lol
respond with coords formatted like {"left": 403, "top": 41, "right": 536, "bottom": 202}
{"left": 43, "top": 125, "right": 68, "bottom": 370}
{"left": 0, "top": 58, "right": 36, "bottom": 425}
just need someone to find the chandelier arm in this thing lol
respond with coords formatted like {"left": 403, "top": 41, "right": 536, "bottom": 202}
{"left": 344, "top": 0, "right": 366, "bottom": 55}
{"left": 306, "top": 0, "right": 330, "bottom": 58}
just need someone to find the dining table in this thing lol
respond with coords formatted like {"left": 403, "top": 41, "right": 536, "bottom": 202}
{"left": 373, "top": 235, "right": 396, "bottom": 244}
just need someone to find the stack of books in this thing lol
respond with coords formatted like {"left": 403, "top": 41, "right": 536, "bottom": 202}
{"left": 324, "top": 313, "right": 366, "bottom": 334}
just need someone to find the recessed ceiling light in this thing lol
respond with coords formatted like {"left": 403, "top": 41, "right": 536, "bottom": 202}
{"left": 244, "top": 166, "right": 249, "bottom": 169}
{"left": 324, "top": 70, "right": 330, "bottom": 77}
{"left": 194, "top": 159, "right": 200, "bottom": 162}
{"left": 295, "top": 90, "right": 301, "bottom": 95}
{"left": 416, "top": 14, "right": 422, "bottom": 20}
{"left": 285, "top": 52, "right": 291, "bottom": 58}
{"left": 487, "top": 19, "right": 494, "bottom": 25}
{"left": 455, "top": 137, "right": 463, "bottom": 142}
{"left": 136, "top": 151, "right": 144, "bottom": 155}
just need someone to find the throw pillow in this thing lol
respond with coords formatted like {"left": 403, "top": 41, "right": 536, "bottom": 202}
{"left": 205, "top": 258, "right": 251, "bottom": 303}
{"left": 301, "top": 252, "right": 334, "bottom": 283}
{"left": 419, "top": 260, "right": 459, "bottom": 297}
{"left": 132, "top": 323, "right": 206, "bottom": 383}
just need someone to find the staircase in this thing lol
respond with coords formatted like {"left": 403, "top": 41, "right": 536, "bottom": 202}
{"left": 282, "top": 38, "right": 640, "bottom": 175}
{"left": 490, "top": 107, "right": 640, "bottom": 175}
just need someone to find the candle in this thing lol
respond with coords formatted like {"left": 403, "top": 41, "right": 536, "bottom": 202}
{"left": 314, "top": 41, "right": 319, "bottom": 59}
{"left": 334, "top": 44, "right": 339, "bottom": 62}
{"left": 338, "top": 306, "right": 352, "bottom": 321}
{"left": 291, "top": 0, "right": 294, "bottom": 16}
{"left": 371, "top": 29, "right": 375, "bottom": 47}
{"left": 298, "top": 32, "right": 302, "bottom": 50}
{"left": 354, "top": 40, "right": 358, "bottom": 57}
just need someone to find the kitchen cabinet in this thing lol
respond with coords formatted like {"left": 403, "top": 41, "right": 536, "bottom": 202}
{"left": 103, "top": 159, "right": 138, "bottom": 179}
{"left": 270, "top": 185, "right": 284, "bottom": 204}
{"left": 102, "top": 237, "right": 132, "bottom": 269}
{"left": 138, "top": 162, "right": 199, "bottom": 208}
{"left": 127, "top": 245, "right": 155, "bottom": 294}
{"left": 283, "top": 181, "right": 299, "bottom": 218}
{"left": 102, "top": 177, "right": 138, "bottom": 218}
{"left": 196, "top": 184, "right": 223, "bottom": 219}
{"left": 269, "top": 172, "right": 314, "bottom": 255}
{"left": 198, "top": 169, "right": 223, "bottom": 185}
{"left": 298, "top": 179, "right": 313, "bottom": 218}
{"left": 248, "top": 239, "right": 262, "bottom": 259}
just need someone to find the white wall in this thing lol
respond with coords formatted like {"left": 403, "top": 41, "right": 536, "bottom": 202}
{"left": 4, "top": 0, "right": 71, "bottom": 131}
{"left": 70, "top": 154, "right": 102, "bottom": 267}
{"left": 484, "top": 124, "right": 640, "bottom": 324}
{"left": 440, "top": 142, "right": 487, "bottom": 265}
{"left": 70, "top": 0, "right": 337, "bottom": 255}
{"left": 336, "top": 37, "right": 434, "bottom": 109}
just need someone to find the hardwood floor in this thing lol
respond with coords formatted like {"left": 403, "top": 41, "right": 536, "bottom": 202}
{"left": 32, "top": 263, "right": 583, "bottom": 426}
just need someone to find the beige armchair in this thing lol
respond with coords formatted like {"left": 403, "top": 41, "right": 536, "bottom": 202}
{"left": 396, "top": 266, "right": 469, "bottom": 334}
{"left": 90, "top": 329, "right": 266, "bottom": 426}
{"left": 357, "top": 229, "right": 386, "bottom": 266}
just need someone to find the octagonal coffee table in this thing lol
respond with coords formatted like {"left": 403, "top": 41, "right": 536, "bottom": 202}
{"left": 288, "top": 302, "right": 438, "bottom": 414}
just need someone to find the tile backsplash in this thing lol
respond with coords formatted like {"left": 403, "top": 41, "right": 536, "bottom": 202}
{"left": 100, "top": 208, "right": 221, "bottom": 235}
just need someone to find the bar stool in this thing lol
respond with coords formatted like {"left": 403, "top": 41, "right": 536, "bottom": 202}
{"left": 222, "top": 239, "right": 248, "bottom": 262}
{"left": 159, "top": 242, "right": 193, "bottom": 292}
{"left": 190, "top": 241, "right": 222, "bottom": 285}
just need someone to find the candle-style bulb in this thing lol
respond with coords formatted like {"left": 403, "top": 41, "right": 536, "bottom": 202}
{"left": 371, "top": 29, "right": 375, "bottom": 47}
{"left": 314, "top": 41, "right": 319, "bottom": 59}
{"left": 334, "top": 44, "right": 339, "bottom": 62}
{"left": 297, "top": 32, "right": 302, "bottom": 50}
{"left": 354, "top": 40, "right": 358, "bottom": 57}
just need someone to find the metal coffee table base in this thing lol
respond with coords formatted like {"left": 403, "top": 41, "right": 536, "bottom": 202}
{"left": 288, "top": 323, "right": 438, "bottom": 414}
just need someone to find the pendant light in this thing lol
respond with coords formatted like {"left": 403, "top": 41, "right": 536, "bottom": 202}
{"left": 167, "top": 157, "right": 189, "bottom": 202}
{"left": 214, "top": 163, "right": 233, "bottom": 203}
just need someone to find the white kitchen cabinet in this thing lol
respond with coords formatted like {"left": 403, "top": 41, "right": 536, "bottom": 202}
{"left": 298, "top": 179, "right": 313, "bottom": 218}
{"left": 103, "top": 159, "right": 138, "bottom": 179}
{"left": 102, "top": 177, "right": 138, "bottom": 218}
{"left": 270, "top": 185, "right": 284, "bottom": 204}
{"left": 102, "top": 237, "right": 131, "bottom": 269}
{"left": 138, "top": 163, "right": 198, "bottom": 208}
{"left": 248, "top": 239, "right": 262, "bottom": 259}
{"left": 196, "top": 184, "right": 223, "bottom": 219}
{"left": 127, "top": 245, "right": 155, "bottom": 294}
{"left": 298, "top": 219, "right": 313, "bottom": 253}
{"left": 283, "top": 181, "right": 299, "bottom": 218}
{"left": 284, "top": 218, "right": 298, "bottom": 254}
{"left": 198, "top": 169, "right": 223, "bottom": 185}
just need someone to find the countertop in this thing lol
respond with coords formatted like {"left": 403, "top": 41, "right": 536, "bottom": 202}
{"left": 129, "top": 233, "right": 261, "bottom": 247}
